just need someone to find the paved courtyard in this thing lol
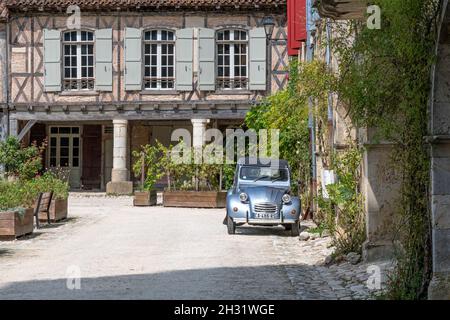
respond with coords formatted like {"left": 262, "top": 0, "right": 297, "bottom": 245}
{"left": 0, "top": 194, "right": 393, "bottom": 299}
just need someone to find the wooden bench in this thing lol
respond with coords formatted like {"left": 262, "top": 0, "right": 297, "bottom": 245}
{"left": 34, "top": 192, "right": 53, "bottom": 229}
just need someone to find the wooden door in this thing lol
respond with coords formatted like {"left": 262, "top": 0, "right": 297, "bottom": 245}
{"left": 82, "top": 125, "right": 102, "bottom": 190}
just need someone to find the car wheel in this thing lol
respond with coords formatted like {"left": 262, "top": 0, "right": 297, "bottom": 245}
{"left": 227, "top": 216, "right": 236, "bottom": 235}
{"left": 290, "top": 221, "right": 300, "bottom": 237}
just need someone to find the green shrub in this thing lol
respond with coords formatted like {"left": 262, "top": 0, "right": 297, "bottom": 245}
{"left": 0, "top": 136, "right": 46, "bottom": 180}
{"left": 0, "top": 180, "right": 36, "bottom": 211}
{"left": 25, "top": 172, "right": 69, "bottom": 200}
{"left": 132, "top": 144, "right": 164, "bottom": 191}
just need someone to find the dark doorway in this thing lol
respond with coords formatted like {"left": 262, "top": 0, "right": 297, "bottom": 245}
{"left": 29, "top": 123, "right": 47, "bottom": 172}
{"left": 82, "top": 125, "right": 102, "bottom": 190}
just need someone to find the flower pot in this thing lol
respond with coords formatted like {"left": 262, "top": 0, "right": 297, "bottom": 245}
{"left": 38, "top": 198, "right": 68, "bottom": 222}
{"left": 0, "top": 208, "right": 34, "bottom": 240}
{"left": 163, "top": 191, "right": 227, "bottom": 208}
{"left": 134, "top": 190, "right": 157, "bottom": 206}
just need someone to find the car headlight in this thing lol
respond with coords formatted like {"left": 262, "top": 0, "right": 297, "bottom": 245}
{"left": 239, "top": 192, "right": 248, "bottom": 202}
{"left": 282, "top": 194, "right": 291, "bottom": 204}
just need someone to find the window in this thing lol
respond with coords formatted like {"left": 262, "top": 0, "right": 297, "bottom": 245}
{"left": 63, "top": 30, "right": 94, "bottom": 90}
{"left": 49, "top": 126, "right": 80, "bottom": 168}
{"left": 143, "top": 30, "right": 175, "bottom": 90}
{"left": 217, "top": 29, "right": 248, "bottom": 90}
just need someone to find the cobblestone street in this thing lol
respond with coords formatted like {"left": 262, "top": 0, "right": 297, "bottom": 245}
{"left": 0, "top": 195, "right": 393, "bottom": 299}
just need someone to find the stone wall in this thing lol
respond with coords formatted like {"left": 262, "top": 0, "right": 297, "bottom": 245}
{"left": 428, "top": 2, "right": 450, "bottom": 299}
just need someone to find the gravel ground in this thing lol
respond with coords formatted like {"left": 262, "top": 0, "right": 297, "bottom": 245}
{"left": 0, "top": 194, "right": 394, "bottom": 299}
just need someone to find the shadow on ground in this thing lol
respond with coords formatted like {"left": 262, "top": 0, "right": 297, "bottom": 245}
{"left": 0, "top": 263, "right": 326, "bottom": 300}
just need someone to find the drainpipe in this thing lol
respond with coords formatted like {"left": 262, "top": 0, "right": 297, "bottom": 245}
{"left": 5, "top": 19, "right": 10, "bottom": 137}
{"left": 325, "top": 19, "right": 334, "bottom": 152}
{"left": 306, "top": 0, "right": 318, "bottom": 218}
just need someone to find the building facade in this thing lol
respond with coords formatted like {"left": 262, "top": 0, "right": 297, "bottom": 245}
{"left": 0, "top": 0, "right": 289, "bottom": 193}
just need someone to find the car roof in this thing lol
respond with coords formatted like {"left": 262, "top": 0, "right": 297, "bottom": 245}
{"left": 237, "top": 157, "right": 289, "bottom": 168}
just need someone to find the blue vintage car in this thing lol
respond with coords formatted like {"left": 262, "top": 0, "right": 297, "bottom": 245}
{"left": 225, "top": 157, "right": 301, "bottom": 236}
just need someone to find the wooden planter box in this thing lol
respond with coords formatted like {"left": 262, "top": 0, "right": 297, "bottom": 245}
{"left": 39, "top": 198, "right": 68, "bottom": 222}
{"left": 0, "top": 208, "right": 34, "bottom": 240}
{"left": 134, "top": 190, "right": 157, "bottom": 206}
{"left": 163, "top": 191, "right": 227, "bottom": 208}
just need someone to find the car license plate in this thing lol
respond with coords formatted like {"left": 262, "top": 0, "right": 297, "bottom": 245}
{"left": 255, "top": 213, "right": 276, "bottom": 219}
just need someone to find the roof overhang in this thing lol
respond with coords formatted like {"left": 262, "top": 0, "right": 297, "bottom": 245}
{"left": 315, "top": 0, "right": 367, "bottom": 20}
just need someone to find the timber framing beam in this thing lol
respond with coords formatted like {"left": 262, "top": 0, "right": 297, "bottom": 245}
{"left": 8, "top": 100, "right": 254, "bottom": 121}
{"left": 17, "top": 120, "right": 36, "bottom": 141}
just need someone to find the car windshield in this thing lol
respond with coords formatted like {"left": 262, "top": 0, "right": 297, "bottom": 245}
{"left": 239, "top": 166, "right": 289, "bottom": 182}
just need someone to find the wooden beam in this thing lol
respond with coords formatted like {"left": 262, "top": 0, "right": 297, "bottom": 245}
{"left": 17, "top": 120, "right": 36, "bottom": 141}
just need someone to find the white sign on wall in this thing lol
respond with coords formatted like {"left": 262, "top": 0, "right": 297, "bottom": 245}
{"left": 321, "top": 169, "right": 335, "bottom": 199}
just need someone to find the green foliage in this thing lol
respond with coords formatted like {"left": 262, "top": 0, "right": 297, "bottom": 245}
{"left": 132, "top": 144, "right": 164, "bottom": 191}
{"left": 0, "top": 180, "right": 36, "bottom": 211}
{"left": 332, "top": 0, "right": 440, "bottom": 299}
{"left": 0, "top": 136, "right": 46, "bottom": 180}
{"left": 155, "top": 141, "right": 231, "bottom": 192}
{"left": 317, "top": 145, "right": 365, "bottom": 255}
{"left": 245, "top": 60, "right": 312, "bottom": 201}
{"left": 25, "top": 172, "right": 69, "bottom": 200}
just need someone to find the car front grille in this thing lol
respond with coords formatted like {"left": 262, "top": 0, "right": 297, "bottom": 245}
{"left": 253, "top": 202, "right": 278, "bottom": 214}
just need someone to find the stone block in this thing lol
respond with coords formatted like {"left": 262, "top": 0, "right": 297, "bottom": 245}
{"left": 106, "top": 181, "right": 133, "bottom": 195}
{"left": 362, "top": 240, "right": 396, "bottom": 263}
{"left": 428, "top": 272, "right": 450, "bottom": 300}
{"left": 432, "top": 195, "right": 450, "bottom": 229}
{"left": 432, "top": 157, "right": 450, "bottom": 195}
{"left": 111, "top": 168, "right": 128, "bottom": 182}
{"left": 431, "top": 142, "right": 450, "bottom": 158}
{"left": 433, "top": 228, "right": 450, "bottom": 273}
{"left": 431, "top": 103, "right": 450, "bottom": 135}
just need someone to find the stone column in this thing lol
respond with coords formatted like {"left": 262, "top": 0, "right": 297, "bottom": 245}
{"left": 361, "top": 128, "right": 401, "bottom": 262}
{"left": 428, "top": 141, "right": 450, "bottom": 299}
{"left": 106, "top": 119, "right": 133, "bottom": 195}
{"left": 191, "top": 119, "right": 209, "bottom": 148}
{"left": 191, "top": 119, "right": 209, "bottom": 164}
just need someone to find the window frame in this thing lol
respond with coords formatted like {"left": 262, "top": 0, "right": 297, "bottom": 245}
{"left": 62, "top": 29, "right": 95, "bottom": 91}
{"left": 142, "top": 28, "right": 176, "bottom": 91}
{"left": 216, "top": 28, "right": 249, "bottom": 91}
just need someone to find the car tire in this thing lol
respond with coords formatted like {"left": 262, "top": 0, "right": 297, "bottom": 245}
{"left": 290, "top": 221, "right": 300, "bottom": 237}
{"left": 284, "top": 224, "right": 292, "bottom": 231}
{"left": 227, "top": 216, "right": 236, "bottom": 235}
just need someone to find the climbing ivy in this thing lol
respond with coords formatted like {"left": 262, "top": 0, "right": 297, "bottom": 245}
{"left": 331, "top": 0, "right": 441, "bottom": 299}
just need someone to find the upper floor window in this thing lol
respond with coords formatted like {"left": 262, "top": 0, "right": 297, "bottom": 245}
{"left": 63, "top": 30, "right": 94, "bottom": 91}
{"left": 217, "top": 29, "right": 248, "bottom": 90}
{"left": 143, "top": 30, "right": 175, "bottom": 90}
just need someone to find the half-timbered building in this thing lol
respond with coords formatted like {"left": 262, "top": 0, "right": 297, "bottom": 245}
{"left": 0, "top": 0, "right": 289, "bottom": 193}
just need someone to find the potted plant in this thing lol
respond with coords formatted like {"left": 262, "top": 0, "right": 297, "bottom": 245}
{"left": 159, "top": 142, "right": 230, "bottom": 208}
{"left": 0, "top": 180, "right": 35, "bottom": 240}
{"left": 132, "top": 144, "right": 163, "bottom": 206}
{"left": 27, "top": 172, "right": 69, "bottom": 222}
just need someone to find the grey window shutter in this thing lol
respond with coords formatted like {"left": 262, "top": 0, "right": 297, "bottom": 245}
{"left": 95, "top": 28, "right": 113, "bottom": 91}
{"left": 249, "top": 28, "right": 267, "bottom": 91}
{"left": 43, "top": 29, "right": 61, "bottom": 92}
{"left": 175, "top": 28, "right": 193, "bottom": 91}
{"left": 124, "top": 27, "right": 142, "bottom": 91}
{"left": 198, "top": 28, "right": 215, "bottom": 91}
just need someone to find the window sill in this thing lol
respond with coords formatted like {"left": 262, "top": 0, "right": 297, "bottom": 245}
{"left": 140, "top": 90, "right": 178, "bottom": 95}
{"left": 213, "top": 90, "right": 254, "bottom": 95}
{"left": 59, "top": 91, "right": 99, "bottom": 96}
